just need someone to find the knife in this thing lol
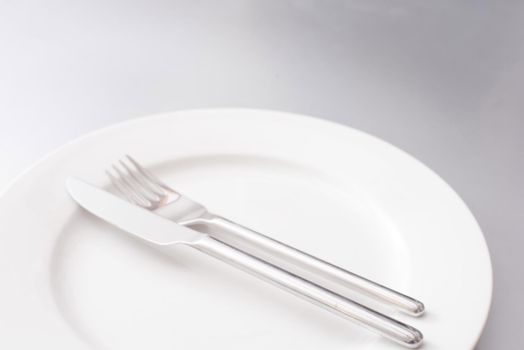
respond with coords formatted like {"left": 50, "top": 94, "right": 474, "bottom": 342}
{"left": 66, "top": 177, "right": 423, "bottom": 348}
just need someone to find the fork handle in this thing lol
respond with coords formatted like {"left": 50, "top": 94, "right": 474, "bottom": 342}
{"left": 190, "top": 235, "right": 423, "bottom": 348}
{"left": 195, "top": 215, "right": 424, "bottom": 316}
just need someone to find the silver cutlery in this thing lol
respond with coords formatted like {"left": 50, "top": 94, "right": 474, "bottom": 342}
{"left": 66, "top": 177, "right": 423, "bottom": 348}
{"left": 106, "top": 156, "right": 424, "bottom": 317}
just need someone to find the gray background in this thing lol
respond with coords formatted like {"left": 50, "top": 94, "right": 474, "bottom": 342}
{"left": 1, "top": 1, "right": 523, "bottom": 348}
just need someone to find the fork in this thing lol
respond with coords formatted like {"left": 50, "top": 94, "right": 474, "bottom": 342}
{"left": 107, "top": 155, "right": 424, "bottom": 317}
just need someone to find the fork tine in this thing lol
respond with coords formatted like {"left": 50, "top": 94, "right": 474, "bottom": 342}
{"left": 120, "top": 159, "right": 165, "bottom": 197}
{"left": 111, "top": 165, "right": 153, "bottom": 207}
{"left": 106, "top": 168, "right": 147, "bottom": 206}
{"left": 118, "top": 159, "right": 162, "bottom": 201}
{"left": 106, "top": 170, "right": 139, "bottom": 205}
{"left": 125, "top": 155, "right": 173, "bottom": 192}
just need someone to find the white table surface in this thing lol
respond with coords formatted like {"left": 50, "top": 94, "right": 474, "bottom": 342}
{"left": 1, "top": 1, "right": 523, "bottom": 348}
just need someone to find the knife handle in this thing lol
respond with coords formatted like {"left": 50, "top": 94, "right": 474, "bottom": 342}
{"left": 190, "top": 235, "right": 423, "bottom": 348}
{"left": 194, "top": 215, "right": 424, "bottom": 317}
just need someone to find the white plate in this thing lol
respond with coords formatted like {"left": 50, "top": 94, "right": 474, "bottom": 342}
{"left": 0, "top": 109, "right": 492, "bottom": 349}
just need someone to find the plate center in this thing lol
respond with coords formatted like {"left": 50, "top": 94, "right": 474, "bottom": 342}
{"left": 51, "top": 155, "right": 411, "bottom": 349}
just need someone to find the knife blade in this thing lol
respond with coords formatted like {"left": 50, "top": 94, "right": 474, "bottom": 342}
{"left": 66, "top": 177, "right": 202, "bottom": 245}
